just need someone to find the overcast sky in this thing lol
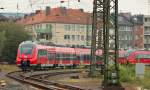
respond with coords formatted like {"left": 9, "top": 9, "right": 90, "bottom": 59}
{"left": 0, "top": 0, "right": 149, "bottom": 15}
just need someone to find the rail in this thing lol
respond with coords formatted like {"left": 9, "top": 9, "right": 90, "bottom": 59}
{"left": 7, "top": 70, "right": 86, "bottom": 90}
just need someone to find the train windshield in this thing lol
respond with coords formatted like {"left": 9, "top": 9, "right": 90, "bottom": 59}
{"left": 20, "top": 44, "right": 34, "bottom": 55}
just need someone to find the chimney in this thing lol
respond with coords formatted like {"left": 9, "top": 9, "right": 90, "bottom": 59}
{"left": 30, "top": 13, "right": 35, "bottom": 16}
{"left": 46, "top": 6, "right": 51, "bottom": 16}
{"left": 36, "top": 10, "right": 41, "bottom": 14}
{"left": 24, "top": 14, "right": 28, "bottom": 19}
{"left": 79, "top": 9, "right": 84, "bottom": 12}
{"left": 60, "top": 7, "right": 67, "bottom": 16}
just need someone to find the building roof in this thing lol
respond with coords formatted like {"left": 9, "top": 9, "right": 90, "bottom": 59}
{"left": 17, "top": 7, "right": 92, "bottom": 25}
{"left": 118, "top": 13, "right": 133, "bottom": 26}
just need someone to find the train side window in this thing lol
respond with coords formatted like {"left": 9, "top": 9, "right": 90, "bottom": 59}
{"left": 84, "top": 55, "right": 88, "bottom": 60}
{"left": 76, "top": 55, "right": 80, "bottom": 60}
{"left": 38, "top": 49, "right": 47, "bottom": 57}
{"left": 87, "top": 55, "right": 91, "bottom": 60}
{"left": 73, "top": 54, "right": 77, "bottom": 60}
{"left": 59, "top": 53, "right": 63, "bottom": 60}
{"left": 66, "top": 54, "right": 70, "bottom": 60}
{"left": 70, "top": 54, "right": 75, "bottom": 60}
{"left": 48, "top": 53, "right": 55, "bottom": 60}
{"left": 80, "top": 55, "right": 84, "bottom": 60}
{"left": 56, "top": 53, "right": 60, "bottom": 60}
{"left": 56, "top": 53, "right": 64, "bottom": 60}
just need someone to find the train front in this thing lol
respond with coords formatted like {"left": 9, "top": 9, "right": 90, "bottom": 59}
{"left": 16, "top": 41, "right": 37, "bottom": 69}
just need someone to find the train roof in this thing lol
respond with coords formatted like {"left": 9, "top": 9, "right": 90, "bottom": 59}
{"left": 131, "top": 50, "right": 150, "bottom": 54}
{"left": 19, "top": 41, "right": 38, "bottom": 46}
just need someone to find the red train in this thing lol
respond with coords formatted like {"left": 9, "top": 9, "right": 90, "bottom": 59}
{"left": 127, "top": 50, "right": 150, "bottom": 64}
{"left": 16, "top": 41, "right": 150, "bottom": 70}
{"left": 117, "top": 50, "right": 150, "bottom": 65}
{"left": 16, "top": 41, "right": 102, "bottom": 70}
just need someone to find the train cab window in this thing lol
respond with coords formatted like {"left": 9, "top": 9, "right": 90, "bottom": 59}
{"left": 20, "top": 44, "right": 34, "bottom": 55}
{"left": 38, "top": 49, "right": 47, "bottom": 57}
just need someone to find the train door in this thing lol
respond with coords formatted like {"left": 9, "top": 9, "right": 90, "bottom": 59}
{"left": 37, "top": 49, "right": 48, "bottom": 67}
{"left": 47, "top": 52, "right": 55, "bottom": 66}
{"left": 83, "top": 55, "right": 91, "bottom": 65}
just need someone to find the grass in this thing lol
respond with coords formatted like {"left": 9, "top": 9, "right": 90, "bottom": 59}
{"left": 120, "top": 65, "right": 150, "bottom": 89}
{"left": 120, "top": 65, "right": 135, "bottom": 82}
{"left": 133, "top": 66, "right": 150, "bottom": 89}
{"left": 0, "top": 64, "right": 20, "bottom": 85}
{"left": 0, "top": 64, "right": 19, "bottom": 73}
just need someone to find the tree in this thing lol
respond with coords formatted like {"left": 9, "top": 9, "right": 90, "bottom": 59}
{"left": 0, "top": 21, "right": 31, "bottom": 63}
{"left": 0, "top": 30, "right": 6, "bottom": 57}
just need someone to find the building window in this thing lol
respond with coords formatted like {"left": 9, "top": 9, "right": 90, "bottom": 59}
{"left": 87, "top": 36, "right": 91, "bottom": 40}
{"left": 64, "top": 35, "right": 70, "bottom": 40}
{"left": 89, "top": 25, "right": 92, "bottom": 31}
{"left": 145, "top": 18, "right": 147, "bottom": 22}
{"left": 64, "top": 24, "right": 70, "bottom": 31}
{"left": 64, "top": 35, "right": 67, "bottom": 39}
{"left": 34, "top": 25, "right": 36, "bottom": 29}
{"left": 37, "top": 25, "right": 39, "bottom": 29}
{"left": 40, "top": 24, "right": 42, "bottom": 29}
{"left": 46, "top": 24, "right": 51, "bottom": 29}
{"left": 76, "top": 25, "right": 85, "bottom": 31}
{"left": 80, "top": 25, "right": 85, "bottom": 29}
{"left": 71, "top": 24, "right": 75, "bottom": 31}
{"left": 77, "top": 35, "right": 80, "bottom": 40}
{"left": 72, "top": 35, "right": 75, "bottom": 40}
{"left": 81, "top": 35, "right": 84, "bottom": 40}
{"left": 77, "top": 25, "right": 80, "bottom": 31}
{"left": 46, "top": 24, "right": 49, "bottom": 29}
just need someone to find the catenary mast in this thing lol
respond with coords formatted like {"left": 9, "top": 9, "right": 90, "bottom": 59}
{"left": 90, "top": 0, "right": 124, "bottom": 89}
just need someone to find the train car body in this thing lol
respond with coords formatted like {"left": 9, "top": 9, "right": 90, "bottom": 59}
{"left": 118, "top": 50, "right": 127, "bottom": 64}
{"left": 17, "top": 41, "right": 150, "bottom": 70}
{"left": 127, "top": 50, "right": 150, "bottom": 64}
{"left": 16, "top": 41, "right": 98, "bottom": 69}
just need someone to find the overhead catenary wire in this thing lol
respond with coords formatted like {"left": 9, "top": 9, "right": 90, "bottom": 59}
{"left": 1, "top": 0, "right": 92, "bottom": 13}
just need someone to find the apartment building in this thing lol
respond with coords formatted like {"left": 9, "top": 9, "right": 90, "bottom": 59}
{"left": 132, "top": 15, "right": 144, "bottom": 49}
{"left": 144, "top": 15, "right": 150, "bottom": 49}
{"left": 17, "top": 7, "right": 92, "bottom": 47}
{"left": 118, "top": 13, "right": 134, "bottom": 49}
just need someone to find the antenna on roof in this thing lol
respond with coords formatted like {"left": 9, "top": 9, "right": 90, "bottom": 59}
{"left": 28, "top": 0, "right": 34, "bottom": 12}
{"left": 16, "top": 3, "right": 19, "bottom": 19}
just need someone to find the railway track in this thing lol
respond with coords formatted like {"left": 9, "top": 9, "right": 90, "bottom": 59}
{"left": 7, "top": 70, "right": 86, "bottom": 90}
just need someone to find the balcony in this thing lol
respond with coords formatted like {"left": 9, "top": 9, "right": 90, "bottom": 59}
{"left": 144, "top": 22, "right": 150, "bottom": 27}
{"left": 144, "top": 32, "right": 150, "bottom": 35}
{"left": 36, "top": 28, "right": 52, "bottom": 33}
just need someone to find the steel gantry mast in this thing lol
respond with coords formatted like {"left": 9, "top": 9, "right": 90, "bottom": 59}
{"left": 91, "top": 0, "right": 124, "bottom": 89}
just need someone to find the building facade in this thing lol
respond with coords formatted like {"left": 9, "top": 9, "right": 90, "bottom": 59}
{"left": 132, "top": 15, "right": 144, "bottom": 49}
{"left": 118, "top": 14, "right": 134, "bottom": 49}
{"left": 17, "top": 7, "right": 92, "bottom": 47}
{"left": 144, "top": 15, "right": 150, "bottom": 49}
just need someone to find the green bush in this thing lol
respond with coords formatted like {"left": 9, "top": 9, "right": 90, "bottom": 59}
{"left": 120, "top": 65, "right": 135, "bottom": 82}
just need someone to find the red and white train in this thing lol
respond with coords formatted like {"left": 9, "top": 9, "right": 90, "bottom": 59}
{"left": 16, "top": 41, "right": 102, "bottom": 69}
{"left": 16, "top": 41, "right": 150, "bottom": 70}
